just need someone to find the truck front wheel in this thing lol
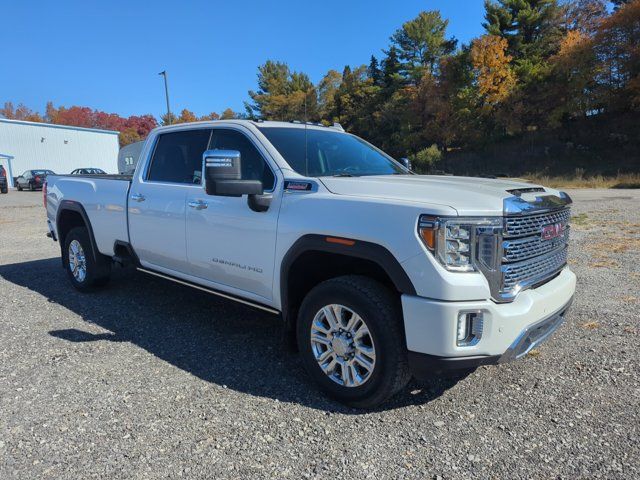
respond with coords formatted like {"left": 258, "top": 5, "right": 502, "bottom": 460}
{"left": 63, "top": 227, "right": 111, "bottom": 291}
{"left": 297, "top": 275, "right": 410, "bottom": 408}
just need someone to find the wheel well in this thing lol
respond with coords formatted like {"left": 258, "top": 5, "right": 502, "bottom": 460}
{"left": 284, "top": 250, "right": 399, "bottom": 332}
{"left": 57, "top": 209, "right": 86, "bottom": 246}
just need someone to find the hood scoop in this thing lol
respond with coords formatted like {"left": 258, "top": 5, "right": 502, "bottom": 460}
{"left": 507, "top": 187, "right": 545, "bottom": 196}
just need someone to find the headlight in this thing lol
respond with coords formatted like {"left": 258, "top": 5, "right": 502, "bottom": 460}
{"left": 418, "top": 216, "right": 502, "bottom": 272}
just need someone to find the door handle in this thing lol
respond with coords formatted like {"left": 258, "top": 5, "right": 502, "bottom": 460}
{"left": 188, "top": 199, "right": 208, "bottom": 210}
{"left": 131, "top": 193, "right": 145, "bottom": 202}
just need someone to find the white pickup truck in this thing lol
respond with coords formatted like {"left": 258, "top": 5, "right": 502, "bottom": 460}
{"left": 45, "top": 120, "right": 576, "bottom": 408}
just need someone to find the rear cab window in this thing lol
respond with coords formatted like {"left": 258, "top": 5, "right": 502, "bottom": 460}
{"left": 147, "top": 129, "right": 212, "bottom": 184}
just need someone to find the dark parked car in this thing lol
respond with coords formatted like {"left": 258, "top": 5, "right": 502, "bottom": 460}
{"left": 15, "top": 170, "right": 55, "bottom": 191}
{"left": 70, "top": 168, "right": 106, "bottom": 175}
{"left": 0, "top": 165, "right": 8, "bottom": 194}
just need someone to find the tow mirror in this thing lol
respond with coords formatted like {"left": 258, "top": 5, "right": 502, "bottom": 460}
{"left": 203, "top": 150, "right": 263, "bottom": 197}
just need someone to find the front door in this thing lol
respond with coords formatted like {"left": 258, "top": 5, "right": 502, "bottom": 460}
{"left": 129, "top": 128, "right": 212, "bottom": 274}
{"left": 185, "top": 127, "right": 280, "bottom": 302}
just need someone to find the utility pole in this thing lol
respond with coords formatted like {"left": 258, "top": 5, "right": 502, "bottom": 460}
{"left": 158, "top": 71, "right": 172, "bottom": 124}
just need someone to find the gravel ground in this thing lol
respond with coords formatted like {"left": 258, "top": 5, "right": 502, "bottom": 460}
{"left": 0, "top": 189, "right": 638, "bottom": 479}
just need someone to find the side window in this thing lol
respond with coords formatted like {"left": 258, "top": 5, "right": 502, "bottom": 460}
{"left": 147, "top": 129, "right": 211, "bottom": 184}
{"left": 209, "top": 129, "right": 275, "bottom": 190}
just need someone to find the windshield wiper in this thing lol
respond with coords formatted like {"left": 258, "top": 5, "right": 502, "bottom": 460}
{"left": 332, "top": 173, "right": 358, "bottom": 177}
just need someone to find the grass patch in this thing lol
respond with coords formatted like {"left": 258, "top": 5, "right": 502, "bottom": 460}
{"left": 587, "top": 237, "right": 640, "bottom": 255}
{"left": 581, "top": 322, "right": 600, "bottom": 330}
{"left": 588, "top": 258, "right": 620, "bottom": 268}
{"left": 620, "top": 296, "right": 638, "bottom": 303}
{"left": 522, "top": 172, "right": 640, "bottom": 189}
{"left": 571, "top": 213, "right": 590, "bottom": 226}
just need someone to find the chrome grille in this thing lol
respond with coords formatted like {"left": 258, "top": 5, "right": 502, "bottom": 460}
{"left": 492, "top": 205, "right": 571, "bottom": 301}
{"left": 501, "top": 247, "right": 568, "bottom": 294}
{"left": 504, "top": 208, "right": 571, "bottom": 238}
{"left": 503, "top": 228, "right": 570, "bottom": 262}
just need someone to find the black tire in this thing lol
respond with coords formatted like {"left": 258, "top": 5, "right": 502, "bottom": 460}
{"left": 297, "top": 275, "right": 410, "bottom": 409}
{"left": 17, "top": 184, "right": 22, "bottom": 191}
{"left": 63, "top": 226, "right": 111, "bottom": 292}
{"left": 29, "top": 182, "right": 35, "bottom": 191}
{"left": 1, "top": 187, "right": 7, "bottom": 194}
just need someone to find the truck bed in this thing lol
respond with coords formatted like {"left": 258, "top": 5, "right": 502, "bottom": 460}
{"left": 46, "top": 174, "right": 132, "bottom": 256}
{"left": 51, "top": 174, "right": 133, "bottom": 181}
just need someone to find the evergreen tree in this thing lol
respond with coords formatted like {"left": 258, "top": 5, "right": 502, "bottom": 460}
{"left": 381, "top": 46, "right": 404, "bottom": 94}
{"left": 390, "top": 10, "right": 457, "bottom": 81}
{"left": 368, "top": 55, "right": 382, "bottom": 85}
{"left": 247, "top": 60, "right": 318, "bottom": 121}
{"left": 483, "top": 0, "right": 564, "bottom": 67}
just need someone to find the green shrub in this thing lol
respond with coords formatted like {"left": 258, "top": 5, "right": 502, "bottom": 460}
{"left": 411, "top": 144, "right": 442, "bottom": 173}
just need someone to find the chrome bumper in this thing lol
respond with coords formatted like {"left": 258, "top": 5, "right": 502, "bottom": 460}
{"left": 407, "top": 297, "right": 573, "bottom": 379}
{"left": 499, "top": 298, "right": 572, "bottom": 363}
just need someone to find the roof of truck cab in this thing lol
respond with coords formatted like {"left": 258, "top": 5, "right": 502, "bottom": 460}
{"left": 150, "top": 119, "right": 344, "bottom": 134}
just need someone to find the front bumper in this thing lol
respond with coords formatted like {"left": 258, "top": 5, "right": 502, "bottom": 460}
{"left": 401, "top": 267, "right": 576, "bottom": 378}
{"left": 408, "top": 299, "right": 571, "bottom": 378}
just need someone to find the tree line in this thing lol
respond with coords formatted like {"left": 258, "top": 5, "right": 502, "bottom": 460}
{"left": 2, "top": 0, "right": 638, "bottom": 174}
{"left": 0, "top": 102, "right": 242, "bottom": 147}
{"left": 246, "top": 0, "right": 639, "bottom": 173}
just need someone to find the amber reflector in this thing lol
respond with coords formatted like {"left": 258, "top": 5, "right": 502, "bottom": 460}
{"left": 419, "top": 228, "right": 436, "bottom": 250}
{"left": 325, "top": 236, "right": 356, "bottom": 246}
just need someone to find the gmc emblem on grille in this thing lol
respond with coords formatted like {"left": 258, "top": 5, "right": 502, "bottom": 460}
{"left": 541, "top": 223, "right": 565, "bottom": 240}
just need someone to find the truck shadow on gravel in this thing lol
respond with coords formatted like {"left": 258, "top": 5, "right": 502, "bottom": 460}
{"left": 1, "top": 258, "right": 466, "bottom": 412}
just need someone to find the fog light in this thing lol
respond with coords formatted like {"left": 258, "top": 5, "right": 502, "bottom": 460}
{"left": 457, "top": 311, "right": 483, "bottom": 346}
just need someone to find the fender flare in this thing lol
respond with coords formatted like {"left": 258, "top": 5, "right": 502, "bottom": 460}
{"left": 280, "top": 234, "right": 416, "bottom": 325}
{"left": 56, "top": 200, "right": 101, "bottom": 265}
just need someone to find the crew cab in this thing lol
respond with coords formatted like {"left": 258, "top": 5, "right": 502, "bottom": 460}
{"left": 44, "top": 120, "right": 576, "bottom": 408}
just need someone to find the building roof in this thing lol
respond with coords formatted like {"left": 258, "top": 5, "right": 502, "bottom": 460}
{"left": 0, "top": 117, "right": 120, "bottom": 135}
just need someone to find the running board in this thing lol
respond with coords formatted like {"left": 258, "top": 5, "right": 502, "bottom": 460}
{"left": 136, "top": 267, "right": 280, "bottom": 315}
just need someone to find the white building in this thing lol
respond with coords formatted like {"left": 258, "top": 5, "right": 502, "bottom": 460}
{"left": 0, "top": 118, "right": 119, "bottom": 183}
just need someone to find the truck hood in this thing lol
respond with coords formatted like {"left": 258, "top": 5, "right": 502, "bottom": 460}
{"left": 319, "top": 175, "right": 559, "bottom": 216}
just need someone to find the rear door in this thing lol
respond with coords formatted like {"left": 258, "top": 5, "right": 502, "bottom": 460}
{"left": 128, "top": 128, "right": 212, "bottom": 274}
{"left": 185, "top": 127, "right": 280, "bottom": 301}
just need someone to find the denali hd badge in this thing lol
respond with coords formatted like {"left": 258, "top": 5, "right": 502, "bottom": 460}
{"left": 541, "top": 223, "right": 565, "bottom": 240}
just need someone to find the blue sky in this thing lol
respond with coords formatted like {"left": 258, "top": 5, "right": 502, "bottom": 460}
{"left": 1, "top": 0, "right": 486, "bottom": 119}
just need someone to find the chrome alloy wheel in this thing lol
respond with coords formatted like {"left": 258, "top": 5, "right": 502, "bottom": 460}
{"left": 310, "top": 304, "right": 376, "bottom": 387}
{"left": 68, "top": 239, "right": 87, "bottom": 282}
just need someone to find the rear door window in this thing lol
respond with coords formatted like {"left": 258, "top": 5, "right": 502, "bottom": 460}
{"left": 147, "top": 129, "right": 212, "bottom": 184}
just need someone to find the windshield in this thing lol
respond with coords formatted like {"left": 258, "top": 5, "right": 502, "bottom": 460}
{"left": 33, "top": 170, "right": 54, "bottom": 175}
{"left": 258, "top": 127, "right": 407, "bottom": 177}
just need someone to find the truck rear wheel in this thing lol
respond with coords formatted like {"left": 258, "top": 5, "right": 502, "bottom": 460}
{"left": 297, "top": 275, "right": 410, "bottom": 409}
{"left": 63, "top": 226, "right": 111, "bottom": 291}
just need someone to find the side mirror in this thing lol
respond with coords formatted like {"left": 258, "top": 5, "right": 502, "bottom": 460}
{"left": 203, "top": 150, "right": 263, "bottom": 197}
{"left": 399, "top": 157, "right": 412, "bottom": 171}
